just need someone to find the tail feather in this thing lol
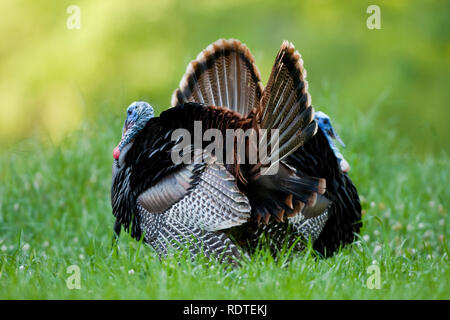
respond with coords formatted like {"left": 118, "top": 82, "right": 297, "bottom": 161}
{"left": 277, "top": 120, "right": 318, "bottom": 162}
{"left": 258, "top": 40, "right": 313, "bottom": 165}
{"left": 245, "top": 41, "right": 325, "bottom": 223}
{"left": 171, "top": 39, "right": 264, "bottom": 116}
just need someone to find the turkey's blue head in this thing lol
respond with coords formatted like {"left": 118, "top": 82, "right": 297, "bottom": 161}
{"left": 314, "top": 111, "right": 350, "bottom": 173}
{"left": 113, "top": 101, "right": 154, "bottom": 161}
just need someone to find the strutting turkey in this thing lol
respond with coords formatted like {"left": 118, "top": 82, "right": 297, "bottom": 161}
{"left": 111, "top": 39, "right": 362, "bottom": 263}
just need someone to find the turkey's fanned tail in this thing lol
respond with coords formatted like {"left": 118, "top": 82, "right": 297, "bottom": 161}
{"left": 256, "top": 40, "right": 317, "bottom": 170}
{"left": 171, "top": 39, "right": 264, "bottom": 117}
{"left": 244, "top": 41, "right": 325, "bottom": 223}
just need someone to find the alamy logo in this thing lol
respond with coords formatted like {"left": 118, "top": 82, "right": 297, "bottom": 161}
{"left": 66, "top": 265, "right": 81, "bottom": 289}
{"left": 366, "top": 5, "right": 381, "bottom": 30}
{"left": 66, "top": 5, "right": 81, "bottom": 30}
{"left": 366, "top": 264, "right": 381, "bottom": 289}
{"left": 170, "top": 121, "right": 280, "bottom": 175}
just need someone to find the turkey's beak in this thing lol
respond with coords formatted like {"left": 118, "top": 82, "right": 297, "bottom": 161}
{"left": 326, "top": 127, "right": 346, "bottom": 148}
{"left": 122, "top": 120, "right": 134, "bottom": 136}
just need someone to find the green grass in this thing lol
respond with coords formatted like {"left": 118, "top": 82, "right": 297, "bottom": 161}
{"left": 0, "top": 103, "right": 448, "bottom": 299}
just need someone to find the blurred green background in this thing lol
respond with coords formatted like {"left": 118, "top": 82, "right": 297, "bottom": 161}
{"left": 0, "top": 0, "right": 448, "bottom": 155}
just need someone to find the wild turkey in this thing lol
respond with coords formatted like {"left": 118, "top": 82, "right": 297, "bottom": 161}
{"left": 111, "top": 39, "right": 361, "bottom": 262}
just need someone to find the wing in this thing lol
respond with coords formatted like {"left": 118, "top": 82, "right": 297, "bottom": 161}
{"left": 171, "top": 39, "right": 264, "bottom": 117}
{"left": 138, "top": 205, "right": 243, "bottom": 263}
{"left": 137, "top": 158, "right": 251, "bottom": 232}
{"left": 137, "top": 159, "right": 251, "bottom": 263}
{"left": 114, "top": 116, "right": 251, "bottom": 262}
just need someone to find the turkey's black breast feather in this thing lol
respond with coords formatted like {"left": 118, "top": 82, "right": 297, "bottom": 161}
{"left": 112, "top": 117, "right": 182, "bottom": 239}
{"left": 287, "top": 129, "right": 362, "bottom": 256}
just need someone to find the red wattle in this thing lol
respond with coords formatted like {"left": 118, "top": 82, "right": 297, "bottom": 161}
{"left": 113, "top": 147, "right": 120, "bottom": 160}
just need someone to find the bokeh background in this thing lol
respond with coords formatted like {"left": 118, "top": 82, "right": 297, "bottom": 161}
{"left": 0, "top": 0, "right": 448, "bottom": 156}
